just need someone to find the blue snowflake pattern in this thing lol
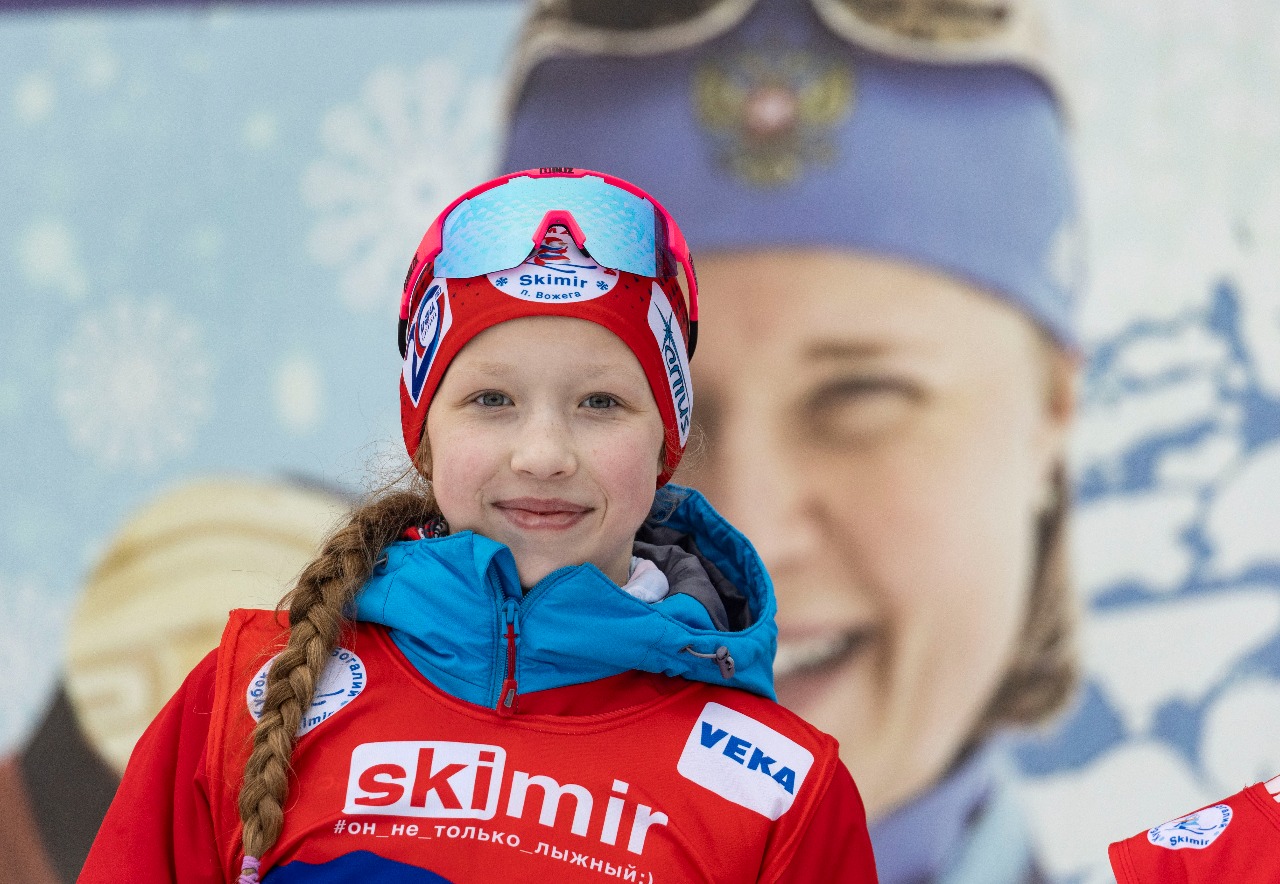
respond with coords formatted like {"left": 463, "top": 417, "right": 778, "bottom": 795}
{"left": 596, "top": 280, "right": 609, "bottom": 290}
{"left": 494, "top": 276, "right": 508, "bottom": 287}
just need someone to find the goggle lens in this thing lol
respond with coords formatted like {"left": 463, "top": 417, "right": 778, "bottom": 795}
{"left": 435, "top": 174, "right": 665, "bottom": 279}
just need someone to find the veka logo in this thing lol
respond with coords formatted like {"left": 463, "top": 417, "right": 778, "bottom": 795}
{"left": 676, "top": 703, "right": 813, "bottom": 821}
{"left": 345, "top": 741, "right": 670, "bottom": 854}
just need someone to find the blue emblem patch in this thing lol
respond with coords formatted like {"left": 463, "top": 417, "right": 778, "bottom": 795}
{"left": 403, "top": 281, "right": 451, "bottom": 407}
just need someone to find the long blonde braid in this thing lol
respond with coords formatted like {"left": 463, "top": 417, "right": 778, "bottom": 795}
{"left": 236, "top": 482, "right": 438, "bottom": 877}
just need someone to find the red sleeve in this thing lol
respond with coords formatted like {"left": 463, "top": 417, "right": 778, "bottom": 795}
{"left": 771, "top": 760, "right": 880, "bottom": 884}
{"left": 1107, "top": 784, "right": 1280, "bottom": 884}
{"left": 81, "top": 649, "right": 224, "bottom": 884}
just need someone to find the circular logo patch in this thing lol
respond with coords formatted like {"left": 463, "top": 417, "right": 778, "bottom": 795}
{"left": 403, "top": 280, "right": 451, "bottom": 407}
{"left": 1147, "top": 804, "right": 1232, "bottom": 850}
{"left": 487, "top": 225, "right": 619, "bottom": 302}
{"left": 246, "top": 646, "right": 367, "bottom": 737}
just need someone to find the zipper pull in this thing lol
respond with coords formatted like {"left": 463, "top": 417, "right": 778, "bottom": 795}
{"left": 499, "top": 598, "right": 520, "bottom": 715}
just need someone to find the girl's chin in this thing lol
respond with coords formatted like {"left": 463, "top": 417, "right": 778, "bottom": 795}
{"left": 510, "top": 552, "right": 605, "bottom": 589}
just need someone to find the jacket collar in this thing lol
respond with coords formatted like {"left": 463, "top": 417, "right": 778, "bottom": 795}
{"left": 353, "top": 485, "right": 778, "bottom": 710}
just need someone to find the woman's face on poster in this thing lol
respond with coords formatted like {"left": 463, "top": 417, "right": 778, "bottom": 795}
{"left": 682, "top": 249, "right": 1075, "bottom": 818}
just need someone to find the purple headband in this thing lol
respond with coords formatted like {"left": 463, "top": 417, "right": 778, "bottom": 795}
{"left": 501, "top": 0, "right": 1082, "bottom": 348}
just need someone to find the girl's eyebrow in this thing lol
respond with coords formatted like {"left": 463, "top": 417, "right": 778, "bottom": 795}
{"left": 465, "top": 359, "right": 637, "bottom": 377}
{"left": 462, "top": 361, "right": 520, "bottom": 376}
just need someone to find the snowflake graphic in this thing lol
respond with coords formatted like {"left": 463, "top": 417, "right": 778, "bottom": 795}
{"left": 493, "top": 276, "right": 508, "bottom": 287}
{"left": 303, "top": 58, "right": 501, "bottom": 313}
{"left": 596, "top": 280, "right": 610, "bottom": 290}
{"left": 56, "top": 297, "right": 213, "bottom": 468}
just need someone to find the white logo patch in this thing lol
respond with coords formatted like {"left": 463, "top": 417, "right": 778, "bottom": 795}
{"left": 1147, "top": 804, "right": 1233, "bottom": 850}
{"left": 487, "top": 225, "right": 619, "bottom": 302}
{"left": 647, "top": 282, "right": 692, "bottom": 446}
{"left": 247, "top": 646, "right": 366, "bottom": 737}
{"left": 403, "top": 279, "right": 452, "bottom": 407}
{"left": 345, "top": 741, "right": 506, "bottom": 819}
{"left": 677, "top": 702, "right": 813, "bottom": 820}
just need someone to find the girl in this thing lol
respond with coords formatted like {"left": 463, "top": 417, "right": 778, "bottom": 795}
{"left": 81, "top": 168, "right": 878, "bottom": 882}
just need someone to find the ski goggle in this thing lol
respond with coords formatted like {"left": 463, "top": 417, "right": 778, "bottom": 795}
{"left": 508, "top": 0, "right": 1063, "bottom": 111}
{"left": 400, "top": 167, "right": 699, "bottom": 355}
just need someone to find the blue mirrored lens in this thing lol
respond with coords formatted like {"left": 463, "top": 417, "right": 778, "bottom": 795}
{"left": 434, "top": 175, "right": 658, "bottom": 278}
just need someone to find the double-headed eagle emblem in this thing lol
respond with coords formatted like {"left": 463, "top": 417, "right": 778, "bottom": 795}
{"left": 694, "top": 45, "right": 854, "bottom": 187}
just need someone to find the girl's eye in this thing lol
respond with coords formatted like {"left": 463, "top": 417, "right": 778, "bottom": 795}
{"left": 474, "top": 391, "right": 512, "bottom": 408}
{"left": 582, "top": 393, "right": 618, "bottom": 410}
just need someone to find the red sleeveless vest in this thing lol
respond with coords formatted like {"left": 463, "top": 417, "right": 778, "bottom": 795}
{"left": 206, "top": 609, "right": 843, "bottom": 883}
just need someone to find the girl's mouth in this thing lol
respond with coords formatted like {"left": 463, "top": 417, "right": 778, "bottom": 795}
{"left": 493, "top": 498, "right": 591, "bottom": 530}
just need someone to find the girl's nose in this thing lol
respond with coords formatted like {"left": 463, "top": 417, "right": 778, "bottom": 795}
{"left": 509, "top": 414, "right": 577, "bottom": 480}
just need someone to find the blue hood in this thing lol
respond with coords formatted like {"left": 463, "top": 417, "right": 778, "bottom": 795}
{"left": 353, "top": 485, "right": 778, "bottom": 706}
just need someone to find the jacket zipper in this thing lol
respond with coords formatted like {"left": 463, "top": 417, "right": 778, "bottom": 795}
{"left": 498, "top": 597, "right": 520, "bottom": 715}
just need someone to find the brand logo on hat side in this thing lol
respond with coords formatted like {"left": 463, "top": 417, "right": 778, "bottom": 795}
{"left": 647, "top": 283, "right": 691, "bottom": 446}
{"left": 404, "top": 281, "right": 452, "bottom": 407}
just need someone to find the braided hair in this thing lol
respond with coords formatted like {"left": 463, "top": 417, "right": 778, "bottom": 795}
{"left": 235, "top": 457, "right": 438, "bottom": 879}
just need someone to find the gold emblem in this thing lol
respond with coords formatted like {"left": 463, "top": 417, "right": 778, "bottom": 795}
{"left": 694, "top": 45, "right": 854, "bottom": 187}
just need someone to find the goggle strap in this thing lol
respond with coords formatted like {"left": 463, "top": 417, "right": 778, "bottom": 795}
{"left": 398, "top": 258, "right": 437, "bottom": 357}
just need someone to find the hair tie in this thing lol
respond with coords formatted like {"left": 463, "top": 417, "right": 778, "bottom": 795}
{"left": 420, "top": 515, "right": 450, "bottom": 538}
{"left": 238, "top": 856, "right": 261, "bottom": 884}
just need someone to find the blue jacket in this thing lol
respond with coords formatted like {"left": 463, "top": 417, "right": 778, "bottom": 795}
{"left": 353, "top": 485, "right": 779, "bottom": 707}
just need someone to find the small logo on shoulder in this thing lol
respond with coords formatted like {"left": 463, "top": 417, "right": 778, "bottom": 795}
{"left": 247, "top": 646, "right": 367, "bottom": 737}
{"left": 1147, "top": 804, "right": 1232, "bottom": 850}
{"left": 676, "top": 702, "right": 813, "bottom": 820}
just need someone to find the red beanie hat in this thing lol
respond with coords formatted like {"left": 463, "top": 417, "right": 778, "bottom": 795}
{"left": 399, "top": 225, "right": 693, "bottom": 485}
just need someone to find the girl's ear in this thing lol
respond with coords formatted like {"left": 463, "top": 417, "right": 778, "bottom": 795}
{"left": 413, "top": 434, "right": 433, "bottom": 482}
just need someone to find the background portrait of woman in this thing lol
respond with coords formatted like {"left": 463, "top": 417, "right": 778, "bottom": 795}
{"left": 500, "top": 0, "right": 1081, "bottom": 879}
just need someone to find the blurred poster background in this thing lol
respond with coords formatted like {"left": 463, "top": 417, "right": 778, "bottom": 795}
{"left": 1, "top": 1, "right": 1278, "bottom": 882}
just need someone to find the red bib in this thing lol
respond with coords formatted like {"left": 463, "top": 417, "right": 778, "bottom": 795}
{"left": 208, "top": 610, "right": 842, "bottom": 883}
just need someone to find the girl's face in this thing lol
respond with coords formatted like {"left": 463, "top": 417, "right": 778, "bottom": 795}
{"left": 427, "top": 316, "right": 666, "bottom": 588}
{"left": 681, "top": 250, "right": 1075, "bottom": 818}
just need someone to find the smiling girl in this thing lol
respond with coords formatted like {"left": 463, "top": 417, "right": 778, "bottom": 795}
{"left": 81, "top": 169, "right": 878, "bottom": 883}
